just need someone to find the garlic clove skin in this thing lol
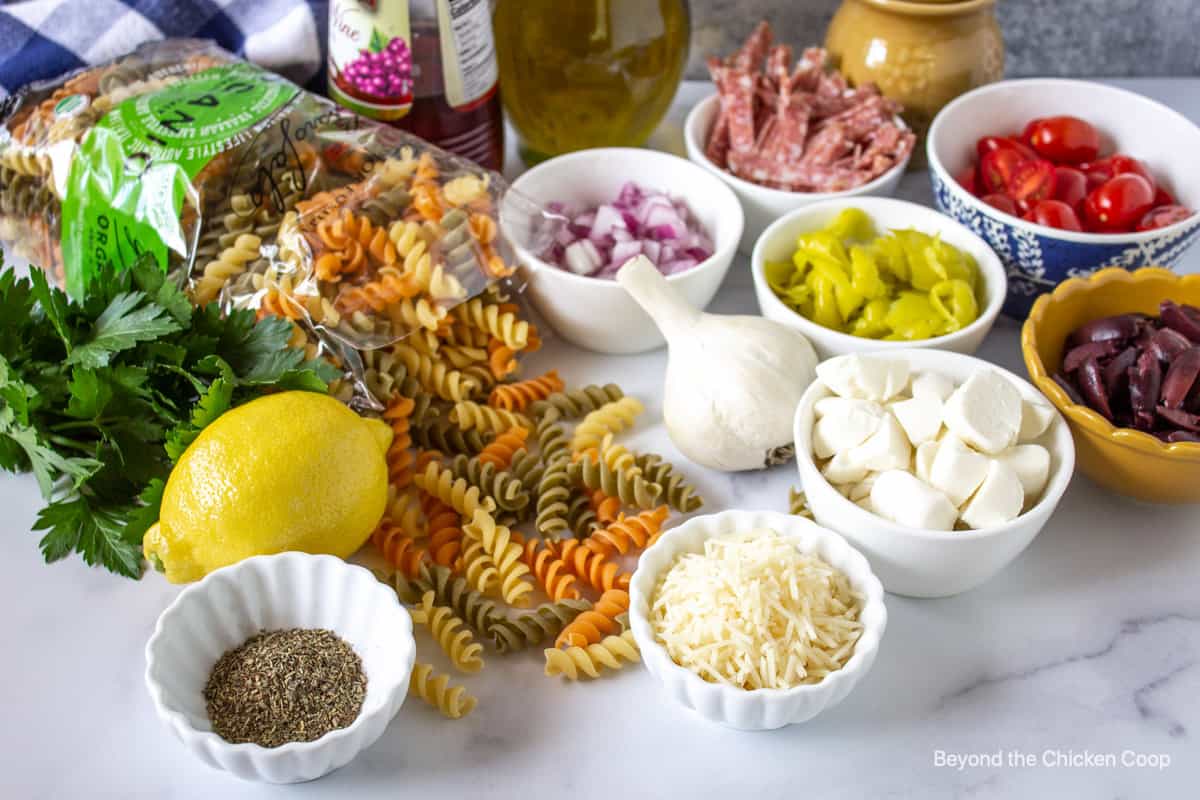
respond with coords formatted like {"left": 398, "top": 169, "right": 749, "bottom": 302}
{"left": 618, "top": 256, "right": 818, "bottom": 472}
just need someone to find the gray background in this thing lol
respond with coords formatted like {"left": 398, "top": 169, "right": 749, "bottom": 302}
{"left": 686, "top": 0, "right": 1200, "bottom": 79}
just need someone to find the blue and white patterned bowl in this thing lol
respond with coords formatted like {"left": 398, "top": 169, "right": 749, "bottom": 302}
{"left": 928, "top": 79, "right": 1200, "bottom": 319}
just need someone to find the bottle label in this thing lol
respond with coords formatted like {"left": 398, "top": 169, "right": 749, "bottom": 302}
{"left": 328, "top": 0, "right": 415, "bottom": 121}
{"left": 60, "top": 62, "right": 299, "bottom": 298}
{"left": 437, "top": 0, "right": 498, "bottom": 109}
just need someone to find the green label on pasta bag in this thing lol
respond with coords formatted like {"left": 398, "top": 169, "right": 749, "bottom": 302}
{"left": 61, "top": 62, "right": 300, "bottom": 298}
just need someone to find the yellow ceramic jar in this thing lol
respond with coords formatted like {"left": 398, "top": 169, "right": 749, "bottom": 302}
{"left": 825, "top": 0, "right": 1004, "bottom": 158}
{"left": 1022, "top": 268, "right": 1200, "bottom": 505}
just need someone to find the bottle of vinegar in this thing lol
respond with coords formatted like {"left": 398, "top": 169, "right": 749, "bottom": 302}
{"left": 328, "top": 0, "right": 504, "bottom": 170}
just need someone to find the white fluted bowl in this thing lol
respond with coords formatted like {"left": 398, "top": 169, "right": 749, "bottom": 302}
{"left": 145, "top": 553, "right": 415, "bottom": 783}
{"left": 628, "top": 509, "right": 887, "bottom": 731}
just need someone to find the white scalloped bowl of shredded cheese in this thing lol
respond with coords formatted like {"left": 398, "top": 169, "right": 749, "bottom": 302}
{"left": 628, "top": 510, "right": 886, "bottom": 730}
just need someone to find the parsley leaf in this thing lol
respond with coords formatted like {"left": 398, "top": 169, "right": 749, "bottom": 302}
{"left": 68, "top": 291, "right": 182, "bottom": 369}
{"left": 33, "top": 497, "right": 143, "bottom": 578}
{"left": 165, "top": 377, "right": 232, "bottom": 462}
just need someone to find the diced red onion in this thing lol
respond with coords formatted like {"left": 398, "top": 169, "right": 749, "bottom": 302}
{"left": 539, "top": 181, "right": 714, "bottom": 278}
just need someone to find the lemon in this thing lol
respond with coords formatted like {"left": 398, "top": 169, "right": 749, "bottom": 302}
{"left": 144, "top": 391, "right": 392, "bottom": 583}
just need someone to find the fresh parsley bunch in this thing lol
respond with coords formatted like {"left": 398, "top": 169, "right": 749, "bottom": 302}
{"left": 0, "top": 253, "right": 339, "bottom": 577}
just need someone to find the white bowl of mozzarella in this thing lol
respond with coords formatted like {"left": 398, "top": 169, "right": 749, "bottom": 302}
{"left": 793, "top": 351, "right": 1076, "bottom": 598}
{"left": 628, "top": 510, "right": 887, "bottom": 731}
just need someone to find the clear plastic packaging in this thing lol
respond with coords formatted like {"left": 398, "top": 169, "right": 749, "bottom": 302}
{"left": 0, "top": 40, "right": 531, "bottom": 371}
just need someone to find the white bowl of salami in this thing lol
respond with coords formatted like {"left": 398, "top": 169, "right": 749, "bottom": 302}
{"left": 686, "top": 94, "right": 912, "bottom": 253}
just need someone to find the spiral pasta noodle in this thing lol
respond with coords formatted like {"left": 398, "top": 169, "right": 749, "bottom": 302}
{"left": 413, "top": 461, "right": 496, "bottom": 519}
{"left": 371, "top": 520, "right": 428, "bottom": 579}
{"left": 449, "top": 402, "right": 532, "bottom": 434}
{"left": 585, "top": 506, "right": 669, "bottom": 556}
{"left": 387, "top": 219, "right": 466, "bottom": 301}
{"left": 412, "top": 417, "right": 490, "bottom": 455}
{"left": 488, "top": 370, "right": 564, "bottom": 412}
{"left": 555, "top": 589, "right": 630, "bottom": 648}
{"left": 453, "top": 297, "right": 529, "bottom": 350}
{"left": 476, "top": 426, "right": 529, "bottom": 469}
{"left": 383, "top": 395, "right": 417, "bottom": 489}
{"left": 534, "top": 455, "right": 572, "bottom": 538}
{"left": 410, "top": 662, "right": 476, "bottom": 719}
{"left": 575, "top": 433, "right": 639, "bottom": 476}
{"left": 335, "top": 266, "right": 422, "bottom": 313}
{"left": 488, "top": 599, "right": 591, "bottom": 654}
{"left": 566, "top": 492, "right": 599, "bottom": 539}
{"left": 442, "top": 173, "right": 490, "bottom": 207}
{"left": 421, "top": 493, "right": 464, "bottom": 567}
{"left": 360, "top": 184, "right": 411, "bottom": 227}
{"left": 192, "top": 233, "right": 261, "bottom": 305}
{"left": 411, "top": 590, "right": 484, "bottom": 673}
{"left": 487, "top": 339, "right": 519, "bottom": 380}
{"left": 571, "top": 397, "right": 644, "bottom": 453}
{"left": 391, "top": 342, "right": 477, "bottom": 402}
{"left": 449, "top": 454, "right": 530, "bottom": 511}
{"left": 411, "top": 563, "right": 500, "bottom": 635}
{"left": 530, "top": 384, "right": 625, "bottom": 421}
{"left": 589, "top": 489, "right": 622, "bottom": 526}
{"left": 568, "top": 454, "right": 663, "bottom": 510}
{"left": 544, "top": 630, "right": 640, "bottom": 680}
{"left": 454, "top": 537, "right": 500, "bottom": 597}
{"left": 463, "top": 509, "right": 533, "bottom": 608}
{"left": 633, "top": 453, "right": 705, "bottom": 513}
{"left": 521, "top": 538, "right": 580, "bottom": 602}
{"left": 554, "top": 539, "right": 631, "bottom": 594}
{"left": 383, "top": 485, "right": 426, "bottom": 539}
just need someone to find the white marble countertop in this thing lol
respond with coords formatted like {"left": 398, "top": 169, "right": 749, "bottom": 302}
{"left": 3, "top": 80, "right": 1199, "bottom": 799}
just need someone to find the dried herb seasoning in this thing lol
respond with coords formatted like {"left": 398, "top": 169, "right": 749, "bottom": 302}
{"left": 204, "top": 628, "right": 367, "bottom": 748}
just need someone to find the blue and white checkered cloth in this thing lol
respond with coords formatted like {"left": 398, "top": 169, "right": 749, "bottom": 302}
{"left": 0, "top": 0, "right": 328, "bottom": 97}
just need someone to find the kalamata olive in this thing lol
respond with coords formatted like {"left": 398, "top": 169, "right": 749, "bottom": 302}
{"left": 1160, "top": 301, "right": 1200, "bottom": 343}
{"left": 1166, "top": 430, "right": 1200, "bottom": 443}
{"left": 1102, "top": 346, "right": 1138, "bottom": 394}
{"left": 1161, "top": 347, "right": 1200, "bottom": 409}
{"left": 1063, "top": 340, "right": 1119, "bottom": 373}
{"left": 1078, "top": 357, "right": 1113, "bottom": 420}
{"left": 1149, "top": 327, "right": 1192, "bottom": 362}
{"left": 1068, "top": 313, "right": 1145, "bottom": 347}
{"left": 1053, "top": 372, "right": 1085, "bottom": 405}
{"left": 1129, "top": 351, "right": 1162, "bottom": 431}
{"left": 1157, "top": 405, "right": 1200, "bottom": 432}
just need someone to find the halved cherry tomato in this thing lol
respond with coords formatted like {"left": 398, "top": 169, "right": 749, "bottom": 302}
{"left": 1154, "top": 186, "right": 1177, "bottom": 207}
{"left": 1009, "top": 159, "right": 1057, "bottom": 204}
{"left": 1083, "top": 174, "right": 1156, "bottom": 232}
{"left": 979, "top": 149, "right": 1026, "bottom": 194}
{"left": 981, "top": 193, "right": 1017, "bottom": 215}
{"left": 1053, "top": 167, "right": 1088, "bottom": 208}
{"left": 955, "top": 166, "right": 979, "bottom": 195}
{"left": 1079, "top": 158, "right": 1114, "bottom": 189}
{"left": 1108, "top": 155, "right": 1156, "bottom": 194}
{"left": 1025, "top": 116, "right": 1101, "bottom": 164}
{"left": 976, "top": 135, "right": 1037, "bottom": 162}
{"left": 1136, "top": 204, "right": 1193, "bottom": 231}
{"left": 1024, "top": 200, "right": 1084, "bottom": 232}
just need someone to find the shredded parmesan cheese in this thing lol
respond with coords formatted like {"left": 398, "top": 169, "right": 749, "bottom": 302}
{"left": 650, "top": 528, "right": 864, "bottom": 690}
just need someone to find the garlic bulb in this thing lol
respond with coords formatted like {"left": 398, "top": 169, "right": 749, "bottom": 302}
{"left": 617, "top": 256, "right": 818, "bottom": 471}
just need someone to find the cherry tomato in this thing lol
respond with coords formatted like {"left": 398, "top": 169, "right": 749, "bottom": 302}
{"left": 1108, "top": 155, "right": 1156, "bottom": 194}
{"left": 1083, "top": 174, "right": 1156, "bottom": 232}
{"left": 981, "top": 193, "right": 1017, "bottom": 215}
{"left": 979, "top": 149, "right": 1026, "bottom": 194}
{"left": 976, "top": 135, "right": 1037, "bottom": 162}
{"left": 1025, "top": 116, "right": 1101, "bottom": 164}
{"left": 955, "top": 166, "right": 979, "bottom": 195}
{"left": 1024, "top": 200, "right": 1084, "bottom": 232}
{"left": 1079, "top": 158, "right": 1114, "bottom": 189}
{"left": 1136, "top": 204, "right": 1194, "bottom": 231}
{"left": 1053, "top": 167, "right": 1088, "bottom": 208}
{"left": 1021, "top": 119, "right": 1043, "bottom": 142}
{"left": 1154, "top": 186, "right": 1177, "bottom": 207}
{"left": 1009, "top": 159, "right": 1057, "bottom": 204}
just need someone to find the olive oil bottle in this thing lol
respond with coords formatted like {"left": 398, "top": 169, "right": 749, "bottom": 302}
{"left": 493, "top": 0, "right": 690, "bottom": 163}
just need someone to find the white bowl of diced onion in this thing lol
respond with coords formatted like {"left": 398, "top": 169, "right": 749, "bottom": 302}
{"left": 500, "top": 147, "right": 743, "bottom": 354}
{"left": 628, "top": 509, "right": 887, "bottom": 731}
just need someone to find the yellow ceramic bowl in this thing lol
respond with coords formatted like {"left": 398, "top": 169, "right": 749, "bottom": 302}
{"left": 1022, "top": 267, "right": 1200, "bottom": 504}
